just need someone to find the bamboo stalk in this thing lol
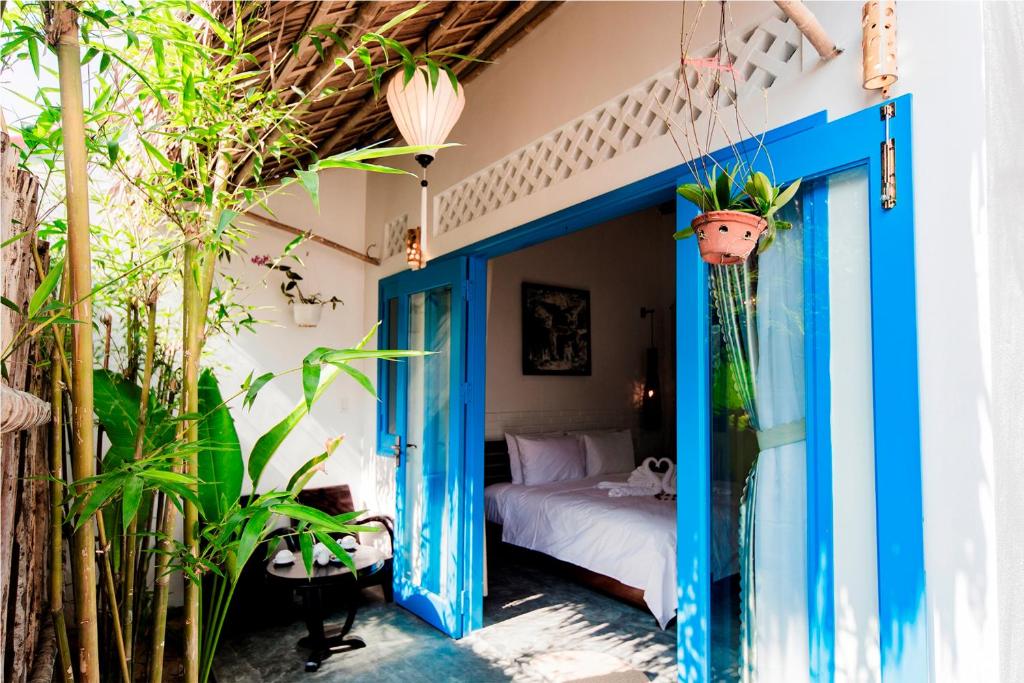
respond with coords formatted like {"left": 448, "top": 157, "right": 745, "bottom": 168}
{"left": 147, "top": 477, "right": 176, "bottom": 683}
{"left": 181, "top": 241, "right": 204, "bottom": 683}
{"left": 774, "top": 1, "right": 841, "bottom": 60}
{"left": 47, "top": 3, "right": 100, "bottom": 680}
{"left": 93, "top": 514, "right": 131, "bottom": 683}
{"left": 123, "top": 292, "right": 157, "bottom": 676}
{"left": 49, "top": 317, "right": 74, "bottom": 683}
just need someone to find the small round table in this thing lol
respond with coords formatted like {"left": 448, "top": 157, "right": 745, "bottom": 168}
{"left": 266, "top": 544, "right": 385, "bottom": 672}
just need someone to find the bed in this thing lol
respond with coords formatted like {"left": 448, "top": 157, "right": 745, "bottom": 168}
{"left": 483, "top": 439, "right": 739, "bottom": 629}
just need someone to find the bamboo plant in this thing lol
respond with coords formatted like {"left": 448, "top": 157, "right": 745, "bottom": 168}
{"left": 3, "top": 1, "right": 462, "bottom": 681}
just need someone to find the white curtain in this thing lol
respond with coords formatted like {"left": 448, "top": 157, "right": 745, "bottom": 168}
{"left": 741, "top": 217, "right": 809, "bottom": 682}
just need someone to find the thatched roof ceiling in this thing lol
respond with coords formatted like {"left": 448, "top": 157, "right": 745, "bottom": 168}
{"left": 237, "top": 1, "right": 560, "bottom": 182}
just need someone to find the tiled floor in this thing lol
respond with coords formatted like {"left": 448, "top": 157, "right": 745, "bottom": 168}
{"left": 216, "top": 556, "right": 740, "bottom": 682}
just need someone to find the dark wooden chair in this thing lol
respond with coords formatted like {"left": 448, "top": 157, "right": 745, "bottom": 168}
{"left": 226, "top": 485, "right": 394, "bottom": 632}
{"left": 295, "top": 485, "right": 394, "bottom": 603}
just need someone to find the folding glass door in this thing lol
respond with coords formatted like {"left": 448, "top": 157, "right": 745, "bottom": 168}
{"left": 677, "top": 96, "right": 925, "bottom": 683}
{"left": 378, "top": 257, "right": 470, "bottom": 638}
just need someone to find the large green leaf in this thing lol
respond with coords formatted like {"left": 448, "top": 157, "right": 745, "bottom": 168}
{"left": 248, "top": 364, "right": 343, "bottom": 490}
{"left": 93, "top": 369, "right": 174, "bottom": 470}
{"left": 197, "top": 369, "right": 243, "bottom": 523}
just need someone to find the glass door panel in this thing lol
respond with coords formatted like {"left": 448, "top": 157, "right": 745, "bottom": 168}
{"left": 402, "top": 288, "right": 453, "bottom": 596}
{"left": 381, "top": 258, "right": 468, "bottom": 638}
{"left": 702, "top": 165, "right": 881, "bottom": 683}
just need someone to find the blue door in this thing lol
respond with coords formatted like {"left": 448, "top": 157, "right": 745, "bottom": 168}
{"left": 677, "top": 96, "right": 925, "bottom": 682}
{"left": 379, "top": 257, "right": 470, "bottom": 637}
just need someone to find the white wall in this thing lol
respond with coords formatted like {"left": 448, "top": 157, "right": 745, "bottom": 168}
{"left": 484, "top": 208, "right": 675, "bottom": 457}
{"left": 356, "top": 2, "right": 1000, "bottom": 681}
{"left": 982, "top": 4, "right": 1024, "bottom": 681}
{"left": 207, "top": 167, "right": 387, "bottom": 511}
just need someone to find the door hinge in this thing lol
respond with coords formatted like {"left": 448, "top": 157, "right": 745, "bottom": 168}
{"left": 880, "top": 102, "right": 896, "bottom": 209}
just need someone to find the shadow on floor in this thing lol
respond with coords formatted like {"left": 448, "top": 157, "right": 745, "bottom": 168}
{"left": 216, "top": 555, "right": 739, "bottom": 682}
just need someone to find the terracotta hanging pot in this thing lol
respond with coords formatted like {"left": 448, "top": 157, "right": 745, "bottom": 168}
{"left": 691, "top": 210, "right": 768, "bottom": 265}
{"left": 292, "top": 302, "right": 323, "bottom": 328}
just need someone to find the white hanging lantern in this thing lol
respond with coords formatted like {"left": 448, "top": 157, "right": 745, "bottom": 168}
{"left": 386, "top": 67, "right": 466, "bottom": 268}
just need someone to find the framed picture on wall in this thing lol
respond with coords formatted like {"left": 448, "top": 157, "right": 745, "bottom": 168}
{"left": 521, "top": 282, "right": 591, "bottom": 376}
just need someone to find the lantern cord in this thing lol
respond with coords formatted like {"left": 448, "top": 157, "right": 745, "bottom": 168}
{"left": 420, "top": 167, "right": 429, "bottom": 265}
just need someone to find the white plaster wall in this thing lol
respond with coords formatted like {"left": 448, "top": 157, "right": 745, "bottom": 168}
{"left": 982, "top": 4, "right": 1024, "bottom": 682}
{"left": 206, "top": 168, "right": 388, "bottom": 512}
{"left": 484, "top": 208, "right": 675, "bottom": 457}
{"left": 356, "top": 2, "right": 1000, "bottom": 680}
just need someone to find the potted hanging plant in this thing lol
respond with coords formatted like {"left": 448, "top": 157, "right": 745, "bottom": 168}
{"left": 674, "top": 166, "right": 801, "bottom": 265}
{"left": 253, "top": 254, "right": 342, "bottom": 327}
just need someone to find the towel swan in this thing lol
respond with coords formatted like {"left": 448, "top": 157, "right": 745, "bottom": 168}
{"left": 598, "top": 457, "right": 675, "bottom": 497}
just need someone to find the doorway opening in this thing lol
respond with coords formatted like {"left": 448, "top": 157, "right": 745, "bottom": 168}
{"left": 473, "top": 204, "right": 742, "bottom": 680}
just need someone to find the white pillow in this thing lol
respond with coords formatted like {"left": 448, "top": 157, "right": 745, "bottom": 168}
{"left": 583, "top": 429, "right": 635, "bottom": 476}
{"left": 505, "top": 431, "right": 562, "bottom": 484}
{"left": 517, "top": 434, "right": 585, "bottom": 486}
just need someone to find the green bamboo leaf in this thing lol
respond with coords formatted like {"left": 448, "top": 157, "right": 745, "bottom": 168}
{"left": 0, "top": 296, "right": 19, "bottom": 313}
{"left": 330, "top": 361, "right": 376, "bottom": 397}
{"left": 72, "top": 475, "right": 126, "bottom": 530}
{"left": 298, "top": 530, "right": 313, "bottom": 575}
{"left": 286, "top": 450, "right": 333, "bottom": 494}
{"left": 122, "top": 476, "right": 144, "bottom": 528}
{"left": 271, "top": 503, "right": 362, "bottom": 533}
{"left": 233, "top": 507, "right": 271, "bottom": 581}
{"left": 314, "top": 531, "right": 356, "bottom": 574}
{"left": 28, "top": 259, "right": 63, "bottom": 318}
{"left": 248, "top": 365, "right": 342, "bottom": 490}
{"left": 197, "top": 370, "right": 243, "bottom": 523}
{"left": 321, "top": 348, "right": 424, "bottom": 363}
{"left": 294, "top": 169, "right": 319, "bottom": 211}
{"left": 376, "top": 3, "right": 426, "bottom": 34}
{"left": 215, "top": 209, "right": 239, "bottom": 238}
{"left": 243, "top": 371, "right": 275, "bottom": 409}
{"left": 27, "top": 36, "right": 39, "bottom": 78}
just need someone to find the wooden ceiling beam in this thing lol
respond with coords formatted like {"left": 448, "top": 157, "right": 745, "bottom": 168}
{"left": 313, "top": 1, "right": 474, "bottom": 159}
{"left": 234, "top": 1, "right": 384, "bottom": 187}
{"left": 268, "top": 1, "right": 337, "bottom": 92}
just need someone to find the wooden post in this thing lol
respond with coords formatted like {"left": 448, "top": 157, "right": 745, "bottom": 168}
{"left": 1, "top": 127, "right": 56, "bottom": 683}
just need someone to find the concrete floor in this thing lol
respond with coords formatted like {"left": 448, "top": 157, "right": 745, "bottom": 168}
{"left": 216, "top": 556, "right": 740, "bottom": 682}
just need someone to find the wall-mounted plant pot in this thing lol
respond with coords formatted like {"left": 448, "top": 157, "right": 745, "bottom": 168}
{"left": 691, "top": 210, "right": 768, "bottom": 265}
{"left": 292, "top": 303, "right": 323, "bottom": 328}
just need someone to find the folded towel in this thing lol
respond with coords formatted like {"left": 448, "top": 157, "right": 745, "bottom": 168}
{"left": 661, "top": 462, "right": 677, "bottom": 495}
{"left": 607, "top": 484, "right": 661, "bottom": 498}
{"left": 627, "top": 458, "right": 665, "bottom": 489}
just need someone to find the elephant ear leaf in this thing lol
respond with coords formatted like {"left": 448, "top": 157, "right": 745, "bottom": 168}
{"left": 93, "top": 369, "right": 174, "bottom": 471}
{"left": 197, "top": 369, "right": 243, "bottom": 522}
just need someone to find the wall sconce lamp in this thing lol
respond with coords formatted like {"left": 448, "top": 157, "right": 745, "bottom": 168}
{"left": 640, "top": 307, "right": 661, "bottom": 430}
{"left": 405, "top": 226, "right": 423, "bottom": 270}
{"left": 862, "top": 1, "right": 898, "bottom": 98}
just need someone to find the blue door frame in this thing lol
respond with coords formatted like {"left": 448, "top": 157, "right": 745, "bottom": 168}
{"left": 377, "top": 97, "right": 926, "bottom": 683}
{"left": 378, "top": 257, "right": 471, "bottom": 638}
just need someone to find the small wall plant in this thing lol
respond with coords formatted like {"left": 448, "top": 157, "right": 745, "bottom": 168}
{"left": 252, "top": 254, "right": 343, "bottom": 308}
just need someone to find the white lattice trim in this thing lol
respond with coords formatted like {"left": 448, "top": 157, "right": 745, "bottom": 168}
{"left": 435, "top": 13, "right": 802, "bottom": 237}
{"left": 383, "top": 213, "right": 408, "bottom": 259}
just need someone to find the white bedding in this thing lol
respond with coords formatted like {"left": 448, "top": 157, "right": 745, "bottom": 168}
{"left": 485, "top": 474, "right": 739, "bottom": 629}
